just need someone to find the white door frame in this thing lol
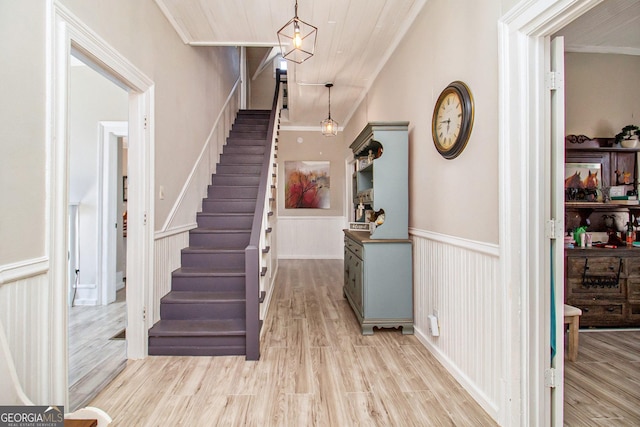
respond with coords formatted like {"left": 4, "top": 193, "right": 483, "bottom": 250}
{"left": 51, "top": 4, "right": 155, "bottom": 406}
{"left": 98, "top": 121, "right": 128, "bottom": 306}
{"left": 498, "top": 0, "right": 603, "bottom": 425}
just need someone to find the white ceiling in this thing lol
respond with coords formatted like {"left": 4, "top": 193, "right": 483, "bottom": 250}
{"left": 154, "top": 0, "right": 640, "bottom": 130}
{"left": 554, "top": 0, "right": 640, "bottom": 55}
{"left": 155, "top": 0, "right": 426, "bottom": 130}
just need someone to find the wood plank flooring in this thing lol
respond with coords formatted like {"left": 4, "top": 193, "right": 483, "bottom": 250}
{"left": 69, "top": 288, "right": 127, "bottom": 411}
{"left": 89, "top": 260, "right": 497, "bottom": 426}
{"left": 564, "top": 329, "right": 640, "bottom": 426}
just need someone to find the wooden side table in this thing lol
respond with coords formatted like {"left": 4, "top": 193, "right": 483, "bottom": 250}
{"left": 64, "top": 419, "right": 98, "bottom": 427}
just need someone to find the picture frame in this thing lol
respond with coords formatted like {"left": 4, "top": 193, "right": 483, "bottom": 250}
{"left": 564, "top": 162, "right": 601, "bottom": 202}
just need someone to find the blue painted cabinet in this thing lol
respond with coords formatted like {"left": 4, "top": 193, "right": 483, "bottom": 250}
{"left": 344, "top": 122, "right": 413, "bottom": 334}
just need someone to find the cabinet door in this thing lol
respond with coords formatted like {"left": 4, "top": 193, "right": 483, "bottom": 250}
{"left": 344, "top": 244, "right": 363, "bottom": 316}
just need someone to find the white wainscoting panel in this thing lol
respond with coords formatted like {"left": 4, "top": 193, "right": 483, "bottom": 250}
{"left": 153, "top": 229, "right": 190, "bottom": 324}
{"left": 277, "top": 216, "right": 346, "bottom": 259}
{"left": 410, "top": 229, "right": 502, "bottom": 420}
{"left": 0, "top": 270, "right": 50, "bottom": 404}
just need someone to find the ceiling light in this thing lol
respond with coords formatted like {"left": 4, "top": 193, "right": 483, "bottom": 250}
{"left": 277, "top": 0, "right": 317, "bottom": 64}
{"left": 321, "top": 83, "right": 338, "bottom": 137}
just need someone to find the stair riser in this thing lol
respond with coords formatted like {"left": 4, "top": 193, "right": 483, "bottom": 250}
{"left": 160, "top": 302, "right": 245, "bottom": 320}
{"left": 219, "top": 154, "right": 264, "bottom": 164}
{"left": 226, "top": 138, "right": 268, "bottom": 147}
{"left": 223, "top": 145, "right": 266, "bottom": 155}
{"left": 181, "top": 251, "right": 245, "bottom": 269}
{"left": 171, "top": 275, "right": 245, "bottom": 292}
{"left": 196, "top": 214, "right": 253, "bottom": 229}
{"left": 215, "top": 164, "right": 262, "bottom": 175}
{"left": 207, "top": 185, "right": 258, "bottom": 199}
{"left": 202, "top": 199, "right": 256, "bottom": 213}
{"left": 233, "top": 117, "right": 269, "bottom": 125}
{"left": 211, "top": 175, "right": 260, "bottom": 186}
{"left": 229, "top": 130, "right": 266, "bottom": 140}
{"left": 232, "top": 124, "right": 268, "bottom": 132}
{"left": 189, "top": 232, "right": 250, "bottom": 248}
{"left": 148, "top": 343, "right": 245, "bottom": 357}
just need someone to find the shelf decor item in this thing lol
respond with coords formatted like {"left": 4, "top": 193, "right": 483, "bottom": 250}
{"left": 615, "top": 125, "right": 640, "bottom": 148}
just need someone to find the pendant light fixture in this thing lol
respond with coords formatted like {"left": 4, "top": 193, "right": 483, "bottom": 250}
{"left": 321, "top": 83, "right": 338, "bottom": 137}
{"left": 277, "top": 0, "right": 317, "bottom": 64}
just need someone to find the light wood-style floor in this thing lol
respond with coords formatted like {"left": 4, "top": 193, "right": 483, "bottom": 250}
{"left": 87, "top": 260, "right": 640, "bottom": 426}
{"left": 69, "top": 288, "right": 127, "bottom": 411}
{"left": 564, "top": 329, "right": 640, "bottom": 426}
{"left": 90, "top": 260, "right": 497, "bottom": 426}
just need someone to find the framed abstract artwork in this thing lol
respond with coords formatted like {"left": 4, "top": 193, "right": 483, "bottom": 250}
{"left": 284, "top": 161, "right": 330, "bottom": 209}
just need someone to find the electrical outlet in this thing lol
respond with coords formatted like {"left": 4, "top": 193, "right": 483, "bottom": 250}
{"left": 428, "top": 314, "right": 440, "bottom": 337}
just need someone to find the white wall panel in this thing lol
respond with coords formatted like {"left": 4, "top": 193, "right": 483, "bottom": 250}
{"left": 411, "top": 229, "right": 501, "bottom": 420}
{"left": 277, "top": 216, "right": 345, "bottom": 259}
{"left": 152, "top": 230, "right": 189, "bottom": 324}
{"left": 0, "top": 268, "right": 50, "bottom": 404}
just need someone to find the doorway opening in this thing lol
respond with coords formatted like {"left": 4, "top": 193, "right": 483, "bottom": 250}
{"left": 52, "top": 4, "right": 155, "bottom": 409}
{"left": 67, "top": 53, "right": 128, "bottom": 410}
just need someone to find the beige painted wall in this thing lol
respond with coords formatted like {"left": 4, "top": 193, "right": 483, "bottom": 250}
{"left": 278, "top": 130, "right": 348, "bottom": 217}
{"left": 247, "top": 47, "right": 276, "bottom": 110}
{"left": 0, "top": 0, "right": 47, "bottom": 264}
{"left": 565, "top": 52, "right": 640, "bottom": 138}
{"left": 344, "top": 0, "right": 502, "bottom": 244}
{"left": 60, "top": 0, "right": 240, "bottom": 231}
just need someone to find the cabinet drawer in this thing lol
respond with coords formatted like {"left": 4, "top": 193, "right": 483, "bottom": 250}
{"left": 566, "top": 278, "right": 626, "bottom": 299}
{"left": 569, "top": 301, "right": 626, "bottom": 326}
{"left": 626, "top": 258, "right": 640, "bottom": 277}
{"left": 628, "top": 279, "right": 640, "bottom": 301}
{"left": 567, "top": 256, "right": 625, "bottom": 278}
{"left": 345, "top": 238, "right": 363, "bottom": 259}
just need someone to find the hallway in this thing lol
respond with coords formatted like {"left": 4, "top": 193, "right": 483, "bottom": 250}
{"left": 69, "top": 288, "right": 126, "bottom": 410}
{"left": 89, "top": 259, "right": 496, "bottom": 426}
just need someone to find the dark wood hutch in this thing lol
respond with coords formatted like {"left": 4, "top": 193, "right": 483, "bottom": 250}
{"left": 564, "top": 135, "right": 640, "bottom": 327}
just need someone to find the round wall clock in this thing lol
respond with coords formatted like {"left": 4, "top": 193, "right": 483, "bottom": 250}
{"left": 432, "top": 81, "right": 474, "bottom": 159}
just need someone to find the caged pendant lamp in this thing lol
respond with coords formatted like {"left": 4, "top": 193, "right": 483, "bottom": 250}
{"left": 321, "top": 83, "right": 338, "bottom": 136}
{"left": 277, "top": 0, "right": 317, "bottom": 64}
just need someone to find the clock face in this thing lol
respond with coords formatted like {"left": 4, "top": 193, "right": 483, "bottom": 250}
{"left": 432, "top": 81, "right": 474, "bottom": 159}
{"left": 435, "top": 91, "right": 463, "bottom": 149}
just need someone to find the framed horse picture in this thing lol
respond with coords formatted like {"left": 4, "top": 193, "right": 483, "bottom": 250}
{"left": 565, "top": 162, "right": 601, "bottom": 202}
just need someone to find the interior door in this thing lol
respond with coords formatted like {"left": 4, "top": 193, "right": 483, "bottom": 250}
{"left": 549, "top": 35, "right": 566, "bottom": 427}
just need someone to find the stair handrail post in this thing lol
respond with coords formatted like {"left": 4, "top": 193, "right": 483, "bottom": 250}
{"left": 245, "top": 69, "right": 285, "bottom": 360}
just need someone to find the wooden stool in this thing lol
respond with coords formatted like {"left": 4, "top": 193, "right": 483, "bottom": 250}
{"left": 564, "top": 304, "right": 582, "bottom": 361}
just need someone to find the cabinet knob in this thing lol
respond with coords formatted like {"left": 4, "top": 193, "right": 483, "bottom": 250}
{"left": 583, "top": 307, "right": 590, "bottom": 313}
{"left": 606, "top": 307, "right": 615, "bottom": 312}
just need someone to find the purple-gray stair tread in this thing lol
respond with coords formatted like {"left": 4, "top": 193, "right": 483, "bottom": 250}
{"left": 161, "top": 291, "right": 245, "bottom": 303}
{"left": 203, "top": 197, "right": 258, "bottom": 203}
{"left": 149, "top": 319, "right": 246, "bottom": 336}
{"left": 182, "top": 247, "right": 245, "bottom": 254}
{"left": 173, "top": 267, "right": 245, "bottom": 276}
{"left": 191, "top": 227, "right": 250, "bottom": 232}
{"left": 197, "top": 212, "right": 253, "bottom": 217}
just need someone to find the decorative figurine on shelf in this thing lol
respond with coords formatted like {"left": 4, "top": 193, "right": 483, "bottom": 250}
{"left": 614, "top": 125, "right": 640, "bottom": 148}
{"left": 367, "top": 149, "right": 374, "bottom": 163}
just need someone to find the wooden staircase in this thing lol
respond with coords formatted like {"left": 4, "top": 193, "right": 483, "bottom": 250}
{"left": 148, "top": 110, "right": 272, "bottom": 357}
